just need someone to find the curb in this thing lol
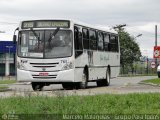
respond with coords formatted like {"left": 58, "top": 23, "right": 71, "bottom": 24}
{"left": 7, "top": 82, "right": 31, "bottom": 85}
{"left": 139, "top": 82, "right": 160, "bottom": 87}
{"left": 13, "top": 82, "right": 31, "bottom": 85}
{"left": 0, "top": 82, "right": 31, "bottom": 86}
{"left": 0, "top": 85, "right": 11, "bottom": 92}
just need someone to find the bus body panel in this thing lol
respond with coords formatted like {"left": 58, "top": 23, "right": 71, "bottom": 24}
{"left": 17, "top": 69, "right": 74, "bottom": 82}
{"left": 17, "top": 57, "right": 75, "bottom": 82}
{"left": 74, "top": 51, "right": 120, "bottom": 81}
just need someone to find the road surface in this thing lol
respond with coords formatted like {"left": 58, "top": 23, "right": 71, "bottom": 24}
{"left": 0, "top": 76, "right": 159, "bottom": 97}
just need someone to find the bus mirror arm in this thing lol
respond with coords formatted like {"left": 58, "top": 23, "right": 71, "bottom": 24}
{"left": 13, "top": 27, "right": 19, "bottom": 44}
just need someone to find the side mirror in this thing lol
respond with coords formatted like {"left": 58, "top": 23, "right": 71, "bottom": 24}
{"left": 13, "top": 35, "right": 17, "bottom": 44}
{"left": 13, "top": 27, "right": 19, "bottom": 44}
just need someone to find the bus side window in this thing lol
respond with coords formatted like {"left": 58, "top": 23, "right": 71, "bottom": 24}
{"left": 74, "top": 26, "right": 83, "bottom": 58}
{"left": 82, "top": 28, "right": 89, "bottom": 49}
{"left": 97, "top": 31, "right": 104, "bottom": 51}
{"left": 104, "top": 33, "right": 110, "bottom": 51}
{"left": 110, "top": 35, "right": 118, "bottom": 52}
{"left": 115, "top": 36, "right": 119, "bottom": 52}
{"left": 89, "top": 29, "right": 97, "bottom": 50}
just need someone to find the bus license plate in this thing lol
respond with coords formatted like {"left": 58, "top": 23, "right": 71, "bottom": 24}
{"left": 39, "top": 72, "right": 48, "bottom": 76}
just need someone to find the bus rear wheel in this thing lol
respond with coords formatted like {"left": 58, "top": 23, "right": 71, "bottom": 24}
{"left": 31, "top": 82, "right": 44, "bottom": 91}
{"left": 97, "top": 69, "right": 110, "bottom": 87}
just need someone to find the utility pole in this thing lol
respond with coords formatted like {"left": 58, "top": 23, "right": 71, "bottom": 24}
{"left": 113, "top": 24, "right": 127, "bottom": 32}
{"left": 155, "top": 25, "right": 158, "bottom": 67}
{"left": 147, "top": 57, "right": 149, "bottom": 74}
{"left": 5, "top": 46, "right": 13, "bottom": 77}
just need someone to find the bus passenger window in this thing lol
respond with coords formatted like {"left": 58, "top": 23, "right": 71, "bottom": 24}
{"left": 110, "top": 35, "right": 118, "bottom": 52}
{"left": 104, "top": 33, "right": 110, "bottom": 51}
{"left": 115, "top": 36, "right": 119, "bottom": 52}
{"left": 97, "top": 32, "right": 104, "bottom": 51}
{"left": 74, "top": 26, "right": 83, "bottom": 58}
{"left": 89, "top": 30, "right": 97, "bottom": 50}
{"left": 74, "top": 27, "right": 82, "bottom": 50}
{"left": 82, "top": 28, "right": 89, "bottom": 49}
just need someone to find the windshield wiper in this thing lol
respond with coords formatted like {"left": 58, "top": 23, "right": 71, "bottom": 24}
{"left": 30, "top": 28, "right": 41, "bottom": 49}
{"left": 30, "top": 28, "right": 39, "bottom": 40}
{"left": 48, "top": 27, "right": 60, "bottom": 43}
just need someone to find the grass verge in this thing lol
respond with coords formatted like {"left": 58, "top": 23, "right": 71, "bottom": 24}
{"left": 0, "top": 86, "right": 9, "bottom": 92}
{"left": 142, "top": 78, "right": 160, "bottom": 85}
{"left": 119, "top": 74, "right": 157, "bottom": 77}
{"left": 0, "top": 80, "right": 16, "bottom": 84}
{"left": 0, "top": 93, "right": 160, "bottom": 114}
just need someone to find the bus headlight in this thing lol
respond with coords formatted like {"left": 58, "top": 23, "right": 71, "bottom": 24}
{"left": 17, "top": 61, "right": 26, "bottom": 70}
{"left": 62, "top": 61, "right": 74, "bottom": 70}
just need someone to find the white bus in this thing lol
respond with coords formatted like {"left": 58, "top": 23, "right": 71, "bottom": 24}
{"left": 13, "top": 19, "right": 120, "bottom": 91}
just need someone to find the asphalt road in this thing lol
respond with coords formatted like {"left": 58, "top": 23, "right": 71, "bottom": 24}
{"left": 0, "top": 76, "right": 159, "bottom": 97}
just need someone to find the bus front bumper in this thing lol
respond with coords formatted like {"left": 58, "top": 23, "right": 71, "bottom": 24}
{"left": 17, "top": 69, "right": 74, "bottom": 82}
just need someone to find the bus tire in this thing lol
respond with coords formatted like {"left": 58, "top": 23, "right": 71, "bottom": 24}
{"left": 105, "top": 69, "right": 110, "bottom": 86}
{"left": 97, "top": 69, "right": 110, "bottom": 87}
{"left": 31, "top": 82, "right": 44, "bottom": 91}
{"left": 96, "top": 80, "right": 104, "bottom": 87}
{"left": 62, "top": 83, "right": 74, "bottom": 90}
{"left": 79, "top": 69, "right": 88, "bottom": 89}
{"left": 158, "top": 73, "right": 160, "bottom": 78}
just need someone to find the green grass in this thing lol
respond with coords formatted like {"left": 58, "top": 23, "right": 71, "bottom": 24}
{"left": 0, "top": 86, "right": 9, "bottom": 91}
{"left": 142, "top": 78, "right": 160, "bottom": 84}
{"left": 0, "top": 80, "right": 16, "bottom": 84}
{"left": 0, "top": 93, "right": 160, "bottom": 115}
{"left": 119, "top": 74, "right": 157, "bottom": 77}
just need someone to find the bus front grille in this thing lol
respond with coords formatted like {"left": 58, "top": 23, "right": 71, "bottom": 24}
{"left": 30, "top": 62, "right": 59, "bottom": 68}
{"left": 32, "top": 75, "right": 57, "bottom": 79}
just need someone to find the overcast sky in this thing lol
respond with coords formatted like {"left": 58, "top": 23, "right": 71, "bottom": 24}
{"left": 0, "top": 0, "right": 160, "bottom": 58}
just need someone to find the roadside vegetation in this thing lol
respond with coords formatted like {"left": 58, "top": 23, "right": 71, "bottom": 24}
{"left": 0, "top": 93, "right": 160, "bottom": 114}
{"left": 142, "top": 78, "right": 160, "bottom": 85}
{"left": 114, "top": 25, "right": 141, "bottom": 75}
{"left": 120, "top": 74, "right": 157, "bottom": 77}
{"left": 0, "top": 86, "right": 9, "bottom": 91}
{"left": 0, "top": 80, "right": 16, "bottom": 91}
{"left": 0, "top": 80, "right": 16, "bottom": 84}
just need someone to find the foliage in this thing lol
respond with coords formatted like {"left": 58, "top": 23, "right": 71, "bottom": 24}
{"left": 114, "top": 25, "right": 141, "bottom": 74}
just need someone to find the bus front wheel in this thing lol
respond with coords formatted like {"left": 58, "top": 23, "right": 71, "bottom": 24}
{"left": 62, "top": 83, "right": 74, "bottom": 90}
{"left": 31, "top": 82, "right": 44, "bottom": 91}
{"left": 78, "top": 69, "right": 88, "bottom": 89}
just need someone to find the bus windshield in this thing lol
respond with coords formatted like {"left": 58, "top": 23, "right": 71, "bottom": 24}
{"left": 18, "top": 30, "right": 72, "bottom": 58}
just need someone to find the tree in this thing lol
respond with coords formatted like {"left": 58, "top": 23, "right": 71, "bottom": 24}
{"left": 114, "top": 25, "right": 141, "bottom": 74}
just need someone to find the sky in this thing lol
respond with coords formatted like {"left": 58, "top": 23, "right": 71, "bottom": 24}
{"left": 0, "top": 0, "right": 160, "bottom": 58}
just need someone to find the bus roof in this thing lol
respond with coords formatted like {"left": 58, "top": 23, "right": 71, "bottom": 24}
{"left": 71, "top": 20, "right": 117, "bottom": 34}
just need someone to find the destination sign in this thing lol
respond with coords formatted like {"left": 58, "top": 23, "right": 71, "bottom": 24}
{"left": 22, "top": 22, "right": 34, "bottom": 28}
{"left": 22, "top": 20, "right": 70, "bottom": 29}
{"left": 37, "top": 21, "right": 69, "bottom": 28}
